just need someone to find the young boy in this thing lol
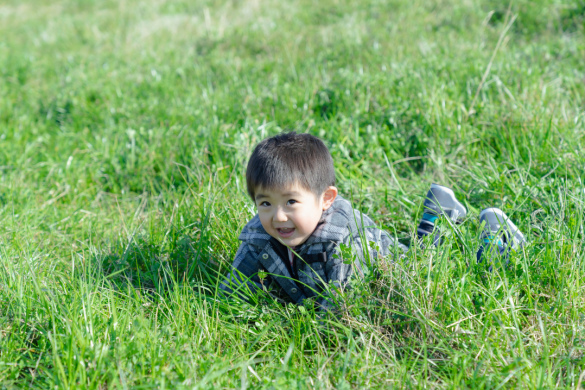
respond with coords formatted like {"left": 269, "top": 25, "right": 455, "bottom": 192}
{"left": 220, "top": 132, "right": 526, "bottom": 310}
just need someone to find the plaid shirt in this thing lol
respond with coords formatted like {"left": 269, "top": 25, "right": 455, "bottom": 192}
{"left": 220, "top": 195, "right": 407, "bottom": 309}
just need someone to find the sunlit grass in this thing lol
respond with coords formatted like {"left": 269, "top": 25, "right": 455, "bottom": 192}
{"left": 1, "top": 0, "right": 584, "bottom": 388}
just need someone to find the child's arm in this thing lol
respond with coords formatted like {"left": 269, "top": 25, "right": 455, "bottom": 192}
{"left": 315, "top": 224, "right": 406, "bottom": 312}
{"left": 219, "top": 242, "right": 265, "bottom": 301}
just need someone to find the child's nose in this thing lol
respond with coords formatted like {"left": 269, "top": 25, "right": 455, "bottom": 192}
{"left": 273, "top": 207, "right": 287, "bottom": 222}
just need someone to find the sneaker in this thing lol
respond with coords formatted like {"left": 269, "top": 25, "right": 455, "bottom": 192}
{"left": 476, "top": 208, "right": 526, "bottom": 266}
{"left": 478, "top": 208, "right": 525, "bottom": 249}
{"left": 417, "top": 184, "right": 467, "bottom": 245}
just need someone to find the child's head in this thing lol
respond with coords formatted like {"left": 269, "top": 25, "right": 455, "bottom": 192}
{"left": 246, "top": 132, "right": 338, "bottom": 247}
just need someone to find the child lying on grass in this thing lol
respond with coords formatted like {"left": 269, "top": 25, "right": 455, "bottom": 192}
{"left": 220, "top": 132, "right": 526, "bottom": 310}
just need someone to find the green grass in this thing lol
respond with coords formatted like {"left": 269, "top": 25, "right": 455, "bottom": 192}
{"left": 1, "top": 0, "right": 585, "bottom": 387}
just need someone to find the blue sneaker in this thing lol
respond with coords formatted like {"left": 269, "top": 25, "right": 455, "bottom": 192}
{"left": 417, "top": 184, "right": 467, "bottom": 246}
{"left": 477, "top": 208, "right": 526, "bottom": 268}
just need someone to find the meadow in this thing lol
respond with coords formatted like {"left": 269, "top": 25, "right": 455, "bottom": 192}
{"left": 1, "top": 0, "right": 584, "bottom": 388}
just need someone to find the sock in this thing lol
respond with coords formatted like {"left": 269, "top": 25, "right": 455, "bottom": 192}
{"left": 417, "top": 213, "right": 441, "bottom": 247}
{"left": 476, "top": 236, "right": 509, "bottom": 271}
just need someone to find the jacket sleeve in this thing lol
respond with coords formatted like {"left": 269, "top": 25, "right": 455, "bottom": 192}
{"left": 219, "top": 242, "right": 265, "bottom": 301}
{"left": 344, "top": 216, "right": 407, "bottom": 270}
{"left": 363, "top": 225, "right": 408, "bottom": 261}
{"left": 316, "top": 224, "right": 406, "bottom": 312}
{"left": 315, "top": 254, "right": 350, "bottom": 312}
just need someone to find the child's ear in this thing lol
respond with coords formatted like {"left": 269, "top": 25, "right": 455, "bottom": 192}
{"left": 321, "top": 186, "right": 338, "bottom": 210}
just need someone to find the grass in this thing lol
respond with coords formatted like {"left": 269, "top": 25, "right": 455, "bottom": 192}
{"left": 1, "top": 0, "right": 585, "bottom": 387}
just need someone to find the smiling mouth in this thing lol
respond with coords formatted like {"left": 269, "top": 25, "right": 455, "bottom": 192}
{"left": 276, "top": 228, "right": 295, "bottom": 237}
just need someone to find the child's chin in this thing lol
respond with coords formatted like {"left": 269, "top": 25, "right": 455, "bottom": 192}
{"left": 275, "top": 236, "right": 305, "bottom": 247}
{"left": 286, "top": 237, "right": 309, "bottom": 247}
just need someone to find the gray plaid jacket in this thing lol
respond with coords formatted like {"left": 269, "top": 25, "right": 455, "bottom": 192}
{"left": 220, "top": 195, "right": 407, "bottom": 309}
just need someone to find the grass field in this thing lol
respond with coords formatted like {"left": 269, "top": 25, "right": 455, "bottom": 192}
{"left": 1, "top": 0, "right": 585, "bottom": 388}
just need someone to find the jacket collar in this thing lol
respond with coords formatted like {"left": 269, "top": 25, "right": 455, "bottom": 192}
{"left": 303, "top": 195, "right": 353, "bottom": 245}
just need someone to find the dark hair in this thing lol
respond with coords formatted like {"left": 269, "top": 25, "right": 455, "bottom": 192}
{"left": 246, "top": 132, "right": 336, "bottom": 200}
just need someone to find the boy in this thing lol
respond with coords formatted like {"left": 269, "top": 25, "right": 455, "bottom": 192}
{"left": 220, "top": 132, "right": 525, "bottom": 310}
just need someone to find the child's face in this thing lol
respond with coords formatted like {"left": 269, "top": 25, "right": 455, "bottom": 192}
{"left": 255, "top": 183, "right": 337, "bottom": 248}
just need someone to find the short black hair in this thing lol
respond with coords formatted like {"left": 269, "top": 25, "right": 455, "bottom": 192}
{"left": 246, "top": 132, "right": 336, "bottom": 200}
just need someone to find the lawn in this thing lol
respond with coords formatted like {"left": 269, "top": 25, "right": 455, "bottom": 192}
{"left": 1, "top": 0, "right": 585, "bottom": 388}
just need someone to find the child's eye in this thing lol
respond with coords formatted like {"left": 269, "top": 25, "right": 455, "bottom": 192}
{"left": 259, "top": 201, "right": 270, "bottom": 207}
{"left": 287, "top": 199, "right": 297, "bottom": 205}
